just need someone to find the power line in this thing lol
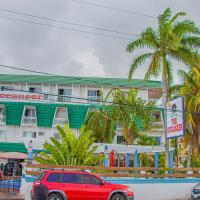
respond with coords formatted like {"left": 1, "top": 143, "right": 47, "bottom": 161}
{"left": 0, "top": 64, "right": 163, "bottom": 95}
{"left": 0, "top": 8, "right": 137, "bottom": 37}
{"left": 0, "top": 15, "right": 131, "bottom": 41}
{"left": 70, "top": 0, "right": 156, "bottom": 19}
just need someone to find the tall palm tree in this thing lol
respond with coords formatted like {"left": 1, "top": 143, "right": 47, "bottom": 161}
{"left": 127, "top": 8, "right": 200, "bottom": 166}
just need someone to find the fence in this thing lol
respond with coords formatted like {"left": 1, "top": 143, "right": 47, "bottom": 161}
{"left": 25, "top": 164, "right": 200, "bottom": 178}
{"left": 0, "top": 176, "right": 21, "bottom": 194}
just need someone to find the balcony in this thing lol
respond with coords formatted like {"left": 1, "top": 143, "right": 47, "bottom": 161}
{"left": 22, "top": 117, "right": 37, "bottom": 125}
{"left": 53, "top": 118, "right": 68, "bottom": 126}
{"left": 57, "top": 96, "right": 71, "bottom": 103}
{"left": 88, "top": 96, "right": 101, "bottom": 104}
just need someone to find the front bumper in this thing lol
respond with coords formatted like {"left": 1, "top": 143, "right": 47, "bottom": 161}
{"left": 191, "top": 190, "right": 200, "bottom": 200}
{"left": 127, "top": 196, "right": 134, "bottom": 200}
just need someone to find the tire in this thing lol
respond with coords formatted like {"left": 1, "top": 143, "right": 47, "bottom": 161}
{"left": 48, "top": 193, "right": 63, "bottom": 200}
{"left": 111, "top": 194, "right": 126, "bottom": 200}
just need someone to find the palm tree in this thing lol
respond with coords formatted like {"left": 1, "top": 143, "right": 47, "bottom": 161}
{"left": 107, "top": 89, "right": 154, "bottom": 144}
{"left": 127, "top": 8, "right": 200, "bottom": 166}
{"left": 34, "top": 125, "right": 104, "bottom": 166}
{"left": 172, "top": 66, "right": 200, "bottom": 156}
{"left": 84, "top": 108, "right": 115, "bottom": 143}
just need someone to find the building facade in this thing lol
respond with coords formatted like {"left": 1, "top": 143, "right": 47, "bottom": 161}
{"left": 0, "top": 74, "right": 164, "bottom": 150}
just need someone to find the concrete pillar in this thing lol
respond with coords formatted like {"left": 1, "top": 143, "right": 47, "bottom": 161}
{"left": 125, "top": 153, "right": 129, "bottom": 167}
{"left": 134, "top": 150, "right": 138, "bottom": 168}
{"left": 103, "top": 145, "right": 109, "bottom": 167}
{"left": 169, "top": 150, "right": 174, "bottom": 174}
{"left": 154, "top": 152, "right": 159, "bottom": 169}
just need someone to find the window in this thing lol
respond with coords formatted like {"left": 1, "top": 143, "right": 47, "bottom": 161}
{"left": 0, "top": 105, "right": 5, "bottom": 124}
{"left": 53, "top": 107, "right": 68, "bottom": 126}
{"left": 23, "top": 131, "right": 36, "bottom": 138}
{"left": 54, "top": 133, "right": 60, "bottom": 140}
{"left": 79, "top": 174, "right": 102, "bottom": 185}
{"left": 22, "top": 106, "right": 36, "bottom": 125}
{"left": 58, "top": 89, "right": 72, "bottom": 102}
{"left": 117, "top": 136, "right": 125, "bottom": 144}
{"left": 47, "top": 173, "right": 61, "bottom": 182}
{"left": 29, "top": 87, "right": 42, "bottom": 93}
{"left": 152, "top": 112, "right": 162, "bottom": 122}
{"left": 0, "top": 86, "right": 13, "bottom": 91}
{"left": 38, "top": 132, "right": 45, "bottom": 138}
{"left": 151, "top": 136, "right": 161, "bottom": 145}
{"left": 88, "top": 90, "right": 101, "bottom": 104}
{"left": 0, "top": 130, "right": 5, "bottom": 138}
{"left": 61, "top": 174, "right": 79, "bottom": 184}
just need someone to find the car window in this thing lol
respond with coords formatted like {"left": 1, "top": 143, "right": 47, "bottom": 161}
{"left": 79, "top": 174, "right": 102, "bottom": 185}
{"left": 36, "top": 172, "right": 45, "bottom": 181}
{"left": 61, "top": 174, "right": 79, "bottom": 184}
{"left": 46, "top": 173, "right": 61, "bottom": 182}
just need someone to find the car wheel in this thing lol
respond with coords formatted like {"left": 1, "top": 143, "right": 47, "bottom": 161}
{"left": 111, "top": 194, "right": 126, "bottom": 200}
{"left": 48, "top": 193, "right": 63, "bottom": 200}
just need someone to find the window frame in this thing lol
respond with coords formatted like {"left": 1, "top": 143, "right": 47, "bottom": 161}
{"left": 23, "top": 131, "right": 37, "bottom": 139}
{"left": 46, "top": 173, "right": 62, "bottom": 183}
{"left": 0, "top": 105, "right": 5, "bottom": 124}
{"left": 57, "top": 88, "right": 72, "bottom": 102}
{"left": 21, "top": 106, "right": 37, "bottom": 126}
{"left": 60, "top": 173, "right": 79, "bottom": 184}
{"left": 78, "top": 174, "right": 103, "bottom": 185}
{"left": 53, "top": 107, "right": 69, "bottom": 127}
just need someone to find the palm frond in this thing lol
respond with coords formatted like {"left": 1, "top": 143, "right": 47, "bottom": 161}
{"left": 128, "top": 53, "right": 153, "bottom": 80}
{"left": 181, "top": 36, "right": 200, "bottom": 49}
{"left": 166, "top": 59, "right": 174, "bottom": 86}
{"left": 169, "top": 12, "right": 186, "bottom": 25}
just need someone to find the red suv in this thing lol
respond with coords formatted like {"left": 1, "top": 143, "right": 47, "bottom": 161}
{"left": 31, "top": 170, "right": 134, "bottom": 200}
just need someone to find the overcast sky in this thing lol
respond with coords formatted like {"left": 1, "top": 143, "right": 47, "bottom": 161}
{"left": 0, "top": 0, "right": 199, "bottom": 83}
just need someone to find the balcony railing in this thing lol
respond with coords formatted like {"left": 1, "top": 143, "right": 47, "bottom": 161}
{"left": 57, "top": 96, "right": 71, "bottom": 103}
{"left": 53, "top": 118, "right": 68, "bottom": 126}
{"left": 88, "top": 96, "right": 101, "bottom": 104}
{"left": 22, "top": 117, "right": 36, "bottom": 125}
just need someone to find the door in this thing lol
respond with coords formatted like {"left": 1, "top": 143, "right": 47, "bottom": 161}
{"left": 44, "top": 173, "right": 62, "bottom": 192}
{"left": 60, "top": 173, "right": 83, "bottom": 200}
{"left": 78, "top": 174, "right": 109, "bottom": 200}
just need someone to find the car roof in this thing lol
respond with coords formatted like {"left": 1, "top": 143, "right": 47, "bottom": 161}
{"left": 45, "top": 170, "right": 90, "bottom": 175}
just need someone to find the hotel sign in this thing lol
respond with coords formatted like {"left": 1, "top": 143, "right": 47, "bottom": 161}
{"left": 166, "top": 97, "right": 185, "bottom": 138}
{"left": 0, "top": 91, "right": 49, "bottom": 101}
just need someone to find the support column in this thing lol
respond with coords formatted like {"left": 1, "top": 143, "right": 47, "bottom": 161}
{"left": 103, "top": 145, "right": 109, "bottom": 167}
{"left": 134, "top": 150, "right": 138, "bottom": 168}
{"left": 125, "top": 153, "right": 130, "bottom": 168}
{"left": 154, "top": 152, "right": 159, "bottom": 169}
{"left": 169, "top": 150, "right": 174, "bottom": 174}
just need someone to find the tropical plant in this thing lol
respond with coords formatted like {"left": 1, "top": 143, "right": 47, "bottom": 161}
{"left": 172, "top": 66, "right": 200, "bottom": 156}
{"left": 84, "top": 108, "right": 115, "bottom": 143}
{"left": 127, "top": 8, "right": 200, "bottom": 166}
{"left": 107, "top": 89, "right": 154, "bottom": 144}
{"left": 34, "top": 125, "right": 104, "bottom": 166}
{"left": 137, "top": 134, "right": 157, "bottom": 146}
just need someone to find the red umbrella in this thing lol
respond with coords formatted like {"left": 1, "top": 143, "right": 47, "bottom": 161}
{"left": 109, "top": 150, "right": 115, "bottom": 167}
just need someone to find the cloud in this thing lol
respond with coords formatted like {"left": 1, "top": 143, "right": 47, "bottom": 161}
{"left": 0, "top": 0, "right": 199, "bottom": 82}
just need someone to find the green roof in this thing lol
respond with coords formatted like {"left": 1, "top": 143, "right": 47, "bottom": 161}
{"left": 0, "top": 142, "right": 27, "bottom": 153}
{"left": 0, "top": 74, "right": 162, "bottom": 88}
{"left": 1, "top": 101, "right": 90, "bottom": 128}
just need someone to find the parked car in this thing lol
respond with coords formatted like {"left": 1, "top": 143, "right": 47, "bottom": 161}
{"left": 31, "top": 170, "right": 134, "bottom": 200}
{"left": 191, "top": 183, "right": 200, "bottom": 200}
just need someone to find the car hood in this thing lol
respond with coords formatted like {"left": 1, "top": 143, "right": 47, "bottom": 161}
{"left": 104, "top": 182, "right": 128, "bottom": 189}
{"left": 193, "top": 183, "right": 200, "bottom": 190}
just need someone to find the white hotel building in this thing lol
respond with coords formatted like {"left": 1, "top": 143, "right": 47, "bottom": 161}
{"left": 0, "top": 74, "right": 164, "bottom": 151}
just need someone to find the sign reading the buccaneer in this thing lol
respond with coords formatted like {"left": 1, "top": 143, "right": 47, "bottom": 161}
{"left": 166, "top": 97, "right": 185, "bottom": 138}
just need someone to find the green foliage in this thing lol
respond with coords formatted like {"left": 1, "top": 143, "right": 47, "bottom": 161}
{"left": 139, "top": 153, "right": 149, "bottom": 167}
{"left": 84, "top": 108, "right": 115, "bottom": 143}
{"left": 191, "top": 154, "right": 200, "bottom": 167}
{"left": 34, "top": 125, "right": 104, "bottom": 166}
{"left": 137, "top": 134, "right": 157, "bottom": 146}
{"left": 158, "top": 153, "right": 165, "bottom": 167}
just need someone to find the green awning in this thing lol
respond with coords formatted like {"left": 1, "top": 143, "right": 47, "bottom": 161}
{"left": 0, "top": 142, "right": 27, "bottom": 153}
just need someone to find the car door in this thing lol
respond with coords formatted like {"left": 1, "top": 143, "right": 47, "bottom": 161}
{"left": 78, "top": 174, "right": 109, "bottom": 200}
{"left": 44, "top": 173, "right": 62, "bottom": 192}
{"left": 60, "top": 173, "right": 83, "bottom": 200}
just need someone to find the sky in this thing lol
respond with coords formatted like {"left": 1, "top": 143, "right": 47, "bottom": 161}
{"left": 0, "top": 0, "right": 199, "bottom": 83}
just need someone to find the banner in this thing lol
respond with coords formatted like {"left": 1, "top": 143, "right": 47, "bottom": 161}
{"left": 166, "top": 97, "right": 184, "bottom": 138}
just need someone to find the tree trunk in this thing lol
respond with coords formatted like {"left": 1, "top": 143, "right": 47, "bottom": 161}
{"left": 162, "top": 56, "right": 169, "bottom": 168}
{"left": 187, "top": 139, "right": 192, "bottom": 168}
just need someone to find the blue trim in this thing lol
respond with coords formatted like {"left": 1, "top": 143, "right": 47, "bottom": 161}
{"left": 134, "top": 150, "right": 138, "bottom": 168}
{"left": 25, "top": 175, "right": 200, "bottom": 184}
{"left": 154, "top": 152, "right": 159, "bottom": 169}
{"left": 125, "top": 153, "right": 129, "bottom": 167}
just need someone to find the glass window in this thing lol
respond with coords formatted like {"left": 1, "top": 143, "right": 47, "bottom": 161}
{"left": 61, "top": 174, "right": 79, "bottom": 184}
{"left": 0, "top": 105, "right": 5, "bottom": 124}
{"left": 88, "top": 90, "right": 101, "bottom": 104}
{"left": 23, "top": 131, "right": 36, "bottom": 138}
{"left": 29, "top": 87, "right": 42, "bottom": 93}
{"left": 0, "top": 130, "right": 5, "bottom": 138}
{"left": 117, "top": 136, "right": 125, "bottom": 144}
{"left": 1, "top": 86, "right": 13, "bottom": 91}
{"left": 47, "top": 173, "right": 61, "bottom": 182}
{"left": 38, "top": 132, "right": 45, "bottom": 138}
{"left": 79, "top": 174, "right": 102, "bottom": 185}
{"left": 53, "top": 107, "right": 68, "bottom": 126}
{"left": 22, "top": 106, "right": 36, "bottom": 125}
{"left": 58, "top": 89, "right": 72, "bottom": 102}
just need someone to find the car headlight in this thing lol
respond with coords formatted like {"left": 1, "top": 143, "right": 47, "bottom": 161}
{"left": 127, "top": 187, "right": 132, "bottom": 192}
